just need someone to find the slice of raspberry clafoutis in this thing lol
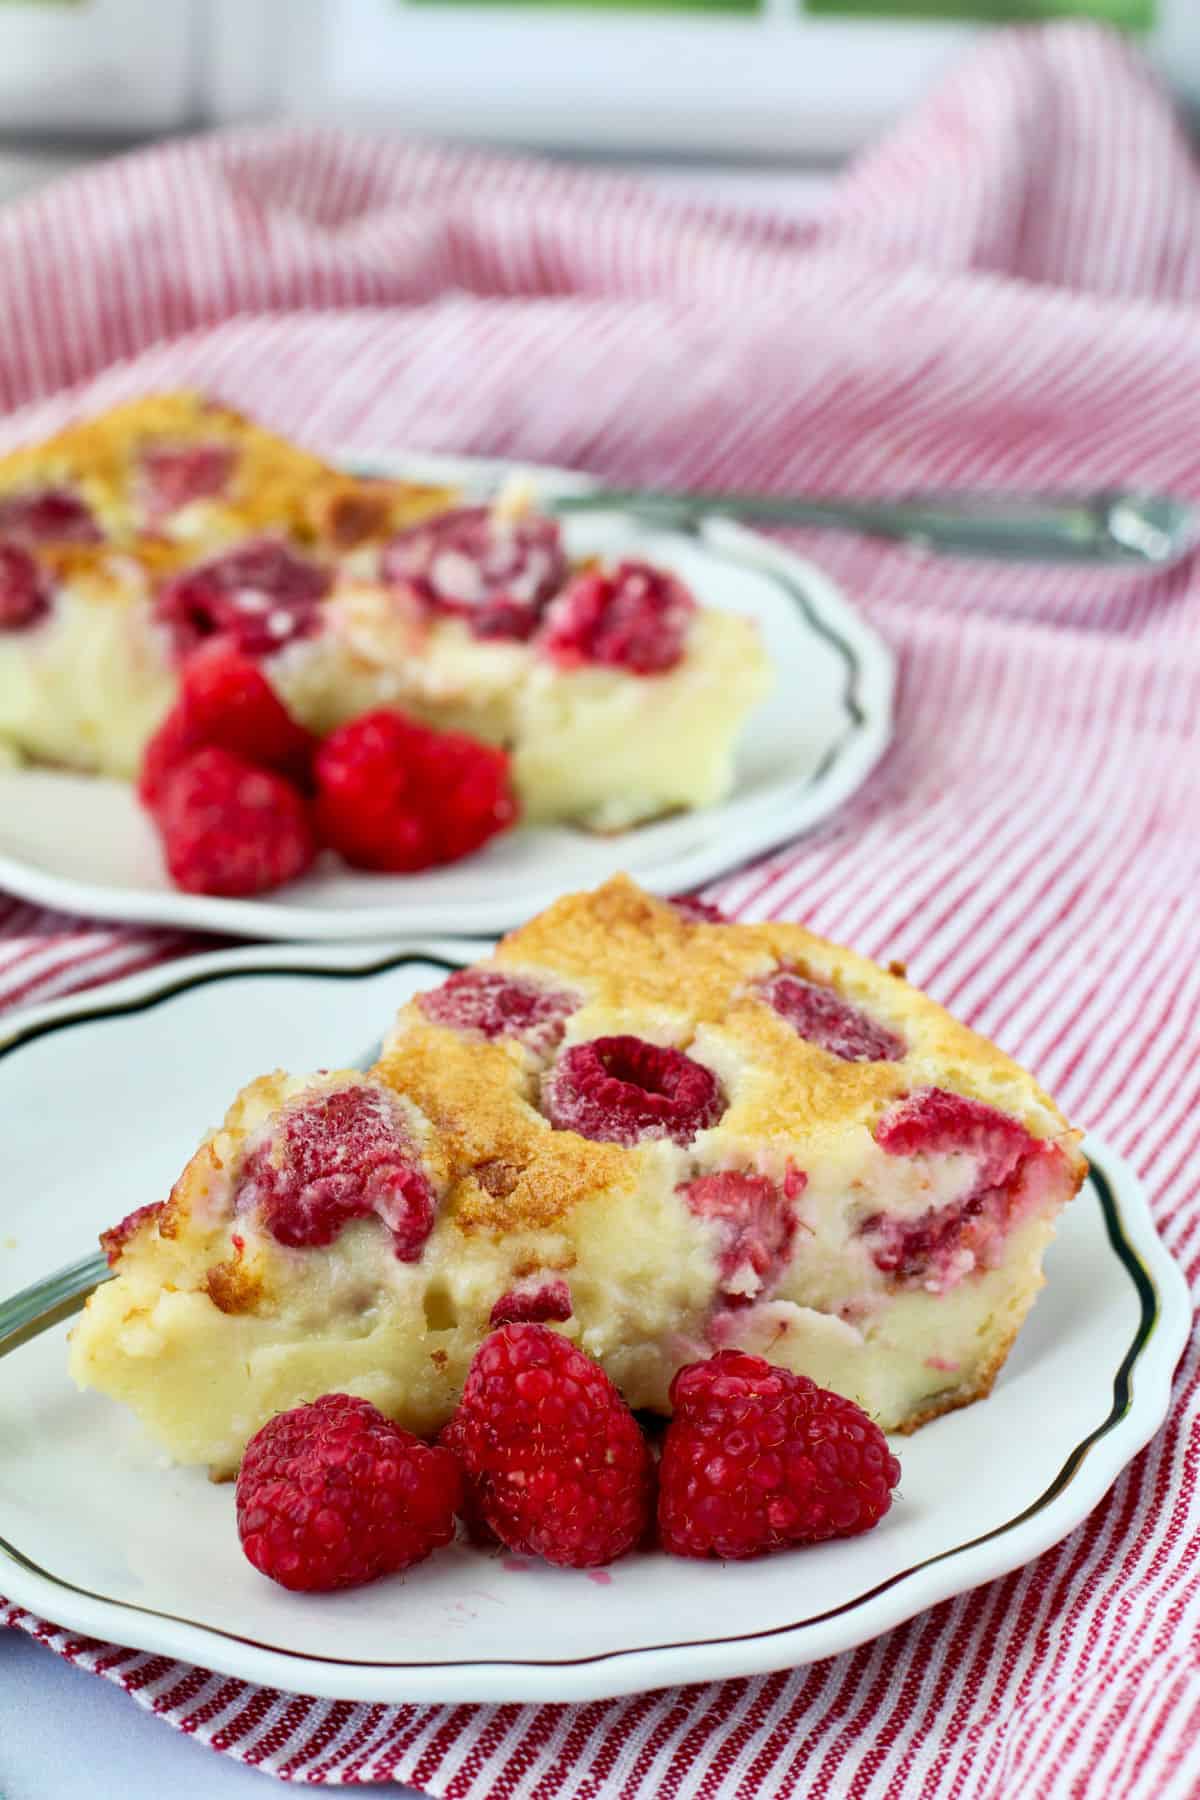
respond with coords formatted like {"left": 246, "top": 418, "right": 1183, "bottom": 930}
{"left": 71, "top": 876, "right": 1086, "bottom": 1478}
{"left": 0, "top": 392, "right": 771, "bottom": 833}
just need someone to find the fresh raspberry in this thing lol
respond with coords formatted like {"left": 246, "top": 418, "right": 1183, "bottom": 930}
{"left": 236, "top": 1082, "right": 437, "bottom": 1260}
{"left": 539, "top": 561, "right": 695, "bottom": 675}
{"left": 670, "top": 894, "right": 729, "bottom": 924}
{"left": 0, "top": 488, "right": 100, "bottom": 544}
{"left": 859, "top": 1197, "right": 998, "bottom": 1291}
{"left": 680, "top": 1171, "right": 801, "bottom": 1301}
{"left": 437, "top": 1411, "right": 497, "bottom": 1546}
{"left": 543, "top": 1035, "right": 723, "bottom": 1148}
{"left": 863, "top": 1088, "right": 1045, "bottom": 1290}
{"left": 448, "top": 1323, "right": 654, "bottom": 1567}
{"left": 382, "top": 506, "right": 566, "bottom": 641}
{"left": 874, "top": 1087, "right": 1033, "bottom": 1177}
{"left": 489, "top": 1277, "right": 573, "bottom": 1327}
{"left": 138, "top": 642, "right": 315, "bottom": 809}
{"left": 314, "top": 709, "right": 518, "bottom": 873}
{"left": 155, "top": 538, "right": 330, "bottom": 661}
{"left": 0, "top": 543, "right": 50, "bottom": 631}
{"left": 236, "top": 1393, "right": 462, "bottom": 1592}
{"left": 762, "top": 971, "right": 905, "bottom": 1063}
{"left": 99, "top": 1201, "right": 164, "bottom": 1266}
{"left": 658, "top": 1351, "right": 901, "bottom": 1559}
{"left": 417, "top": 967, "right": 575, "bottom": 1052}
{"left": 141, "top": 441, "right": 236, "bottom": 521}
{"left": 154, "top": 746, "right": 316, "bottom": 897}
{"left": 137, "top": 705, "right": 198, "bottom": 810}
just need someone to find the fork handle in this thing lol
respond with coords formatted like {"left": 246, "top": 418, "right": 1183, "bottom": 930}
{"left": 0, "top": 1250, "right": 108, "bottom": 1357}
{"left": 551, "top": 488, "right": 1195, "bottom": 567}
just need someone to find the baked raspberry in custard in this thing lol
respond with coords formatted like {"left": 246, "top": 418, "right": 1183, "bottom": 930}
{"left": 0, "top": 393, "right": 771, "bottom": 830}
{"left": 70, "top": 876, "right": 1085, "bottom": 1477}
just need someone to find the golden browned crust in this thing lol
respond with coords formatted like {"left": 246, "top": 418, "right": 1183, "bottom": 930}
{"left": 72, "top": 879, "right": 1087, "bottom": 1463}
{"left": 131, "top": 877, "right": 1085, "bottom": 1262}
{"left": 373, "top": 875, "right": 1086, "bottom": 1241}
{"left": 495, "top": 875, "right": 772, "bottom": 1023}
{"left": 302, "top": 474, "right": 456, "bottom": 549}
{"left": 373, "top": 1027, "right": 637, "bottom": 1236}
{"left": 0, "top": 389, "right": 453, "bottom": 551}
{"left": 98, "top": 1202, "right": 165, "bottom": 1267}
{"left": 204, "top": 1247, "right": 265, "bottom": 1316}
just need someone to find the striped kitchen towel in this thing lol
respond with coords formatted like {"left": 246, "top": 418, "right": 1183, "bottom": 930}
{"left": 3, "top": 20, "right": 1199, "bottom": 1797}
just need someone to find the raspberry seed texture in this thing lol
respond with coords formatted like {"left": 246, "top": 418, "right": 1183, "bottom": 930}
{"left": 543, "top": 1035, "right": 723, "bottom": 1147}
{"left": 446, "top": 1323, "right": 654, "bottom": 1567}
{"left": 236, "top": 1083, "right": 437, "bottom": 1260}
{"left": 236, "top": 1393, "right": 461, "bottom": 1592}
{"left": 658, "top": 1350, "right": 901, "bottom": 1559}
{"left": 762, "top": 971, "right": 905, "bottom": 1063}
{"left": 417, "top": 967, "right": 575, "bottom": 1053}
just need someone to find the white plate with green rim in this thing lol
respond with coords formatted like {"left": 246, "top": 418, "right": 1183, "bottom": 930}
{"left": 0, "top": 452, "right": 893, "bottom": 940}
{"left": 0, "top": 944, "right": 1188, "bottom": 1704}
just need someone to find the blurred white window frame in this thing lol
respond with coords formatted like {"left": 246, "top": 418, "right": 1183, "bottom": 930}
{"left": 0, "top": 0, "right": 1194, "bottom": 158}
{"left": 204, "top": 0, "right": 1200, "bottom": 160}
{"left": 0, "top": 0, "right": 203, "bottom": 136}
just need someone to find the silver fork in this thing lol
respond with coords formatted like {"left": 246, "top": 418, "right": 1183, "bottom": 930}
{"left": 0, "top": 1039, "right": 387, "bottom": 1359}
{"left": 0, "top": 1251, "right": 109, "bottom": 1357}
{"left": 549, "top": 486, "right": 1198, "bottom": 568}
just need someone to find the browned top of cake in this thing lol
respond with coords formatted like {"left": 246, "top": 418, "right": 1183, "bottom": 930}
{"left": 371, "top": 875, "right": 1084, "bottom": 1238}
{"left": 0, "top": 390, "right": 452, "bottom": 551}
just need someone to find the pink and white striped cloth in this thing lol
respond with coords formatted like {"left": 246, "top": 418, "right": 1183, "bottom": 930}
{"left": 3, "top": 21, "right": 1199, "bottom": 1795}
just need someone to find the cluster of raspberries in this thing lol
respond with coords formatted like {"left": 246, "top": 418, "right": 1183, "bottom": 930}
{"left": 235, "top": 1327, "right": 902, "bottom": 1593}
{"left": 138, "top": 642, "right": 517, "bottom": 896}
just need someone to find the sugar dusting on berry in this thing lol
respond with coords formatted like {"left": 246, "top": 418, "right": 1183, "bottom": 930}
{"left": 236, "top": 1082, "right": 437, "bottom": 1260}
{"left": 658, "top": 1350, "right": 901, "bottom": 1560}
{"left": 0, "top": 543, "right": 50, "bottom": 631}
{"left": 417, "top": 967, "right": 576, "bottom": 1052}
{"left": 237, "top": 1393, "right": 461, "bottom": 1592}
{"left": 875, "top": 1087, "right": 1032, "bottom": 1171}
{"left": 762, "top": 971, "right": 905, "bottom": 1062}
{"left": 680, "top": 1171, "right": 801, "bottom": 1302}
{"left": 155, "top": 538, "right": 330, "bottom": 661}
{"left": 543, "top": 1035, "right": 724, "bottom": 1148}
{"left": 864, "top": 1087, "right": 1054, "bottom": 1292}
{"left": 489, "top": 1277, "right": 573, "bottom": 1327}
{"left": 539, "top": 560, "right": 696, "bottom": 675}
{"left": 382, "top": 506, "right": 567, "bottom": 641}
{"left": 447, "top": 1323, "right": 654, "bottom": 1567}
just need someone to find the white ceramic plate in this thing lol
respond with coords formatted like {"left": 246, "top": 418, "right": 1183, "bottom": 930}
{"left": 0, "top": 452, "right": 893, "bottom": 939}
{"left": 0, "top": 945, "right": 1188, "bottom": 1704}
